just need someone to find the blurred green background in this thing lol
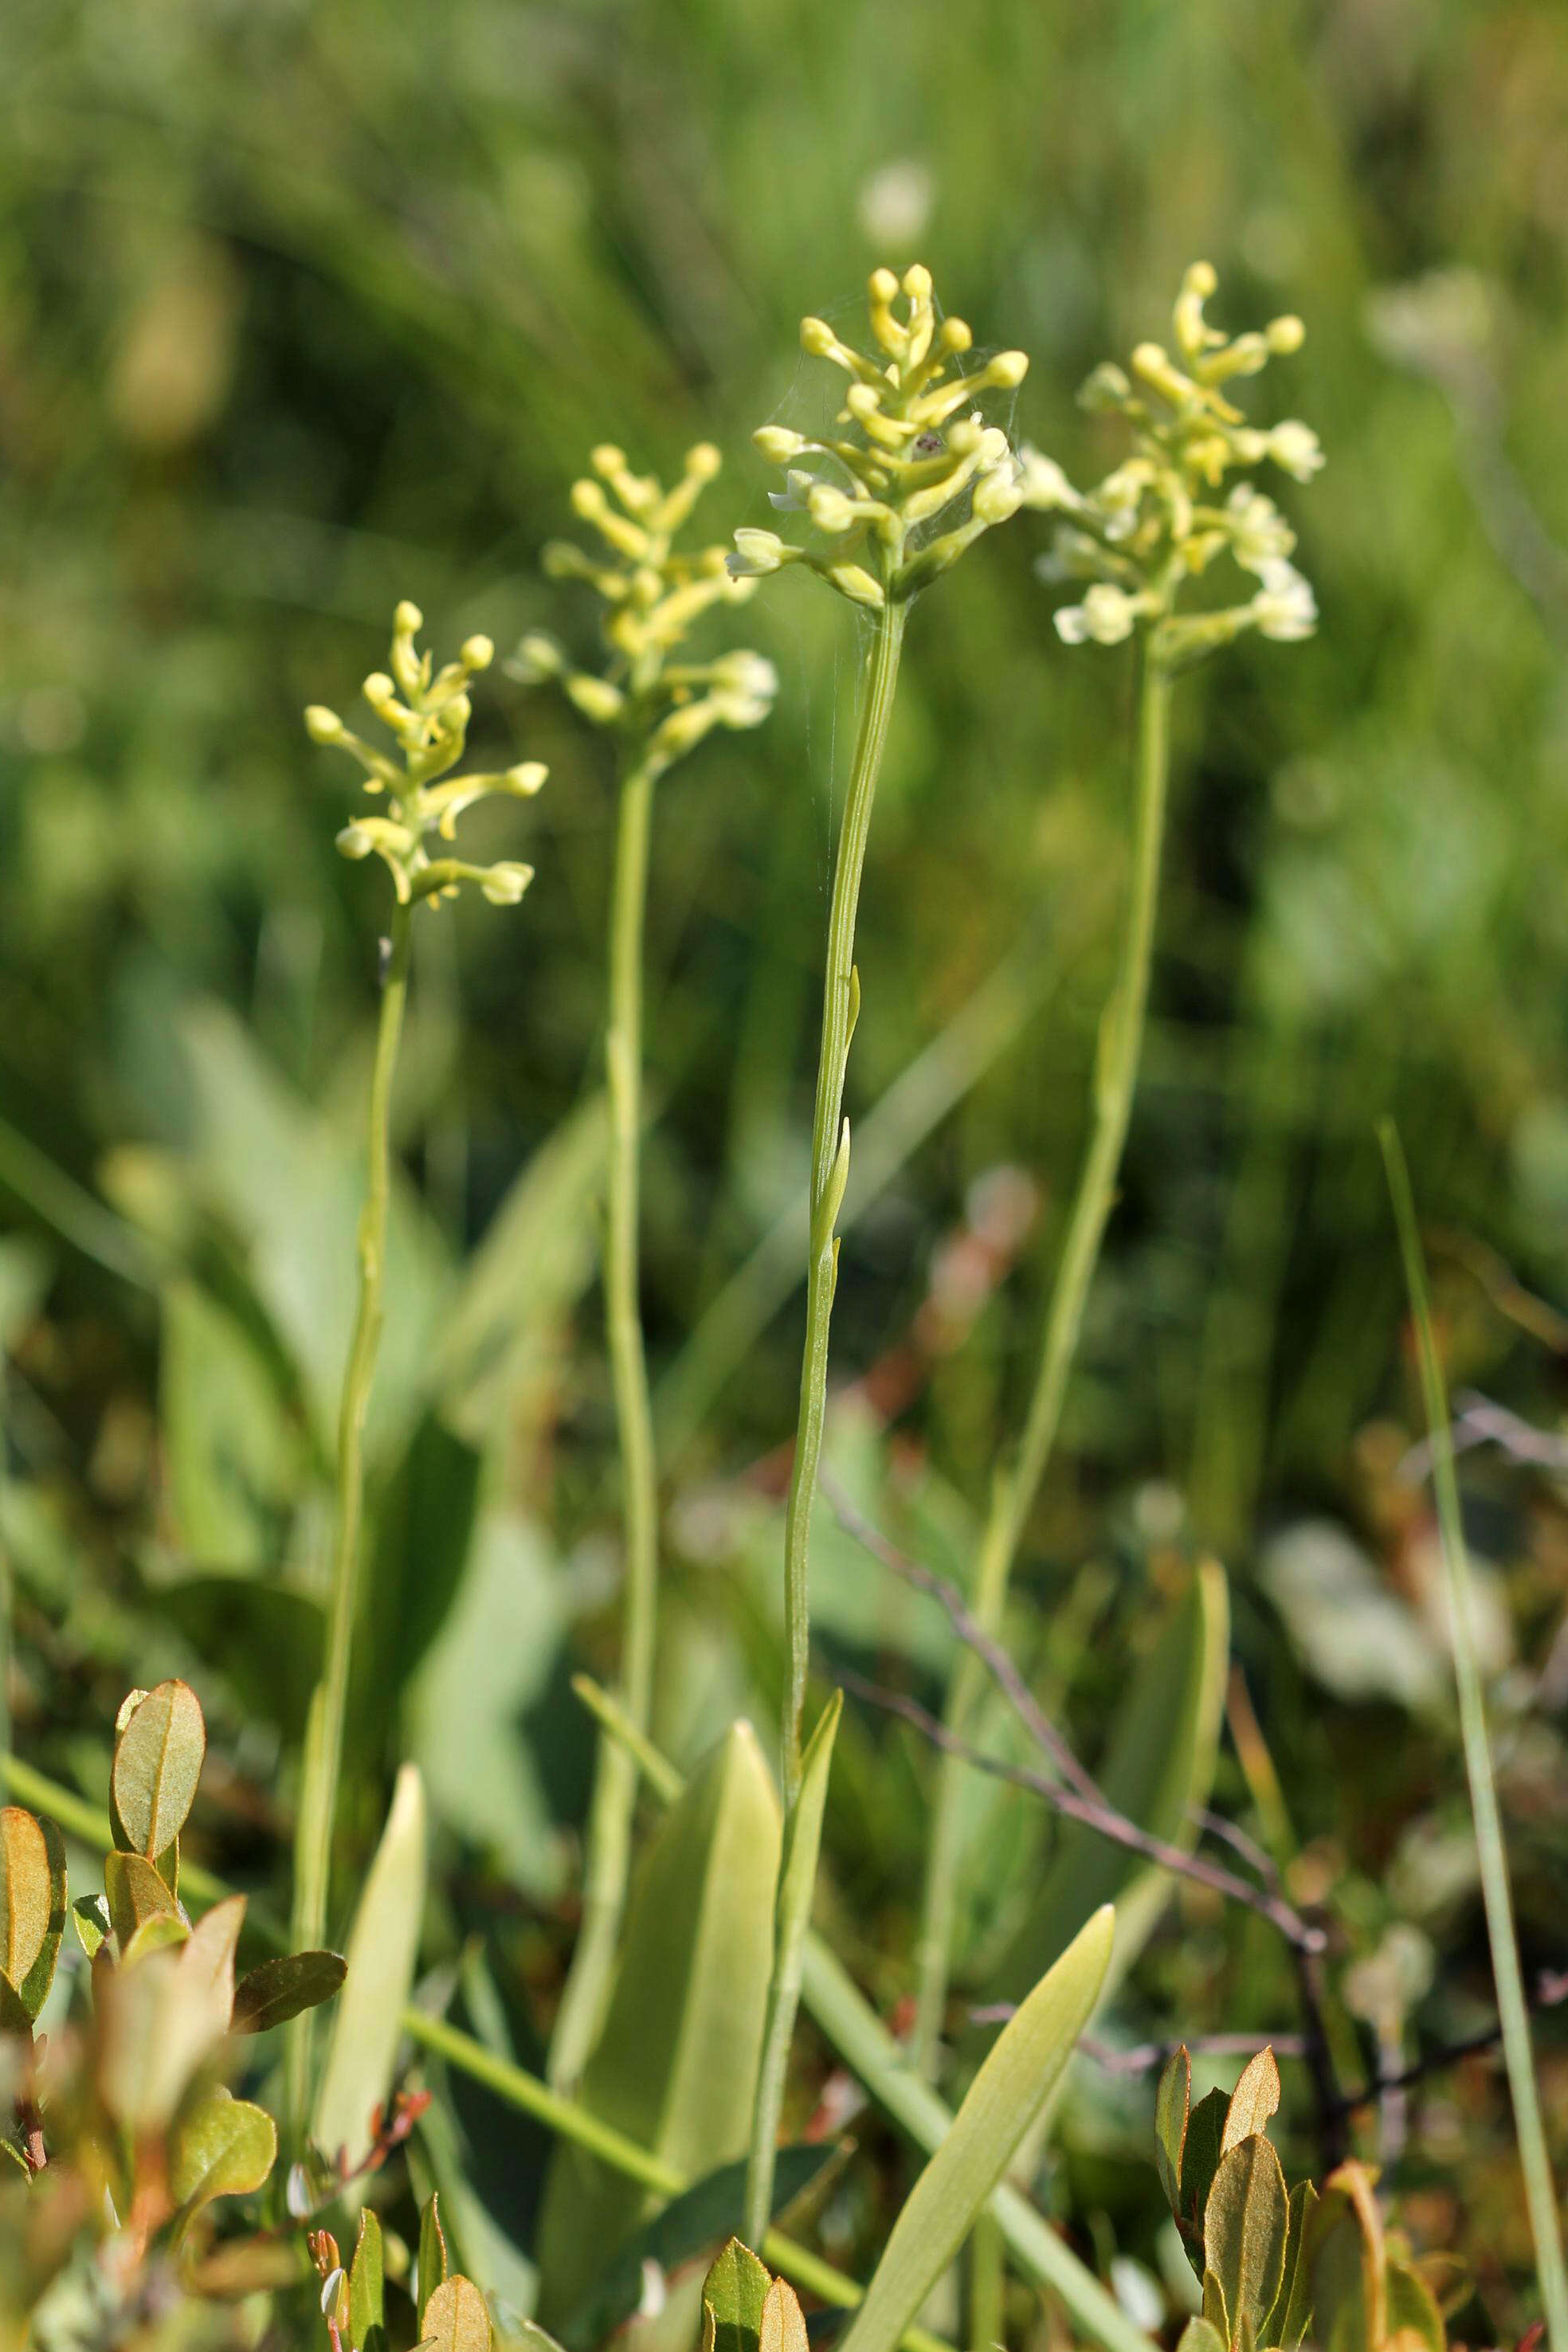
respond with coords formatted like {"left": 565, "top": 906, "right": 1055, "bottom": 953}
{"left": 3, "top": 0, "right": 1567, "bottom": 2333}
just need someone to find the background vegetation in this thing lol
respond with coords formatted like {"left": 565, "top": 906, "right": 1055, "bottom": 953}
{"left": 2, "top": 0, "right": 1566, "bottom": 2338}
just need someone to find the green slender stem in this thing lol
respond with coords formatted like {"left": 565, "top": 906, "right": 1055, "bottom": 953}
{"left": 1381, "top": 1123, "right": 1568, "bottom": 2352}
{"left": 914, "top": 645, "right": 1172, "bottom": 2073}
{"left": 781, "top": 599, "right": 906, "bottom": 1805}
{"left": 550, "top": 746, "right": 662, "bottom": 2094}
{"left": 288, "top": 895, "right": 414, "bottom": 2127}
{"left": 745, "top": 600, "right": 905, "bottom": 2250}
{"left": 969, "top": 2212, "right": 1005, "bottom": 2350}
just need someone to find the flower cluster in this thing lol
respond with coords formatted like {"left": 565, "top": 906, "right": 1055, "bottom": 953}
{"left": 729, "top": 265, "right": 1030, "bottom": 608}
{"left": 1021, "top": 263, "right": 1323, "bottom": 661}
{"left": 305, "top": 602, "right": 543, "bottom": 907}
{"left": 512, "top": 442, "right": 776, "bottom": 777}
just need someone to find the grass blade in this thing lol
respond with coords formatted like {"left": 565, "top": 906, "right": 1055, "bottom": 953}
{"left": 1380, "top": 1119, "right": 1567, "bottom": 2352}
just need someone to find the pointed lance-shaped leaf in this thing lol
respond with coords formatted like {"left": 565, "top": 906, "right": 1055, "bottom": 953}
{"left": 312, "top": 1765, "right": 427, "bottom": 2170}
{"left": 350, "top": 2207, "right": 387, "bottom": 2352}
{"left": 417, "top": 2192, "right": 450, "bottom": 2332}
{"left": 232, "top": 1949, "right": 347, "bottom": 2034}
{"left": 702, "top": 2240, "right": 772, "bottom": 2352}
{"left": 1221, "top": 2048, "right": 1282, "bottom": 2155}
{"left": 837, "top": 1905, "right": 1114, "bottom": 2352}
{"left": 1155, "top": 2045, "right": 1191, "bottom": 2221}
{"left": 1177, "top": 2087, "right": 1229, "bottom": 2276}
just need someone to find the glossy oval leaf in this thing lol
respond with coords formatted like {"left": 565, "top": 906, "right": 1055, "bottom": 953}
{"left": 312, "top": 1764, "right": 427, "bottom": 2168}
{"left": 837, "top": 1903, "right": 1115, "bottom": 2352}
{"left": 233, "top": 1948, "right": 347, "bottom": 2034}
{"left": 420, "top": 2276, "right": 492, "bottom": 2352}
{"left": 112, "top": 1680, "right": 207, "bottom": 1860}
{"left": 534, "top": 1723, "right": 782, "bottom": 2326}
{"left": 171, "top": 2083, "right": 277, "bottom": 2221}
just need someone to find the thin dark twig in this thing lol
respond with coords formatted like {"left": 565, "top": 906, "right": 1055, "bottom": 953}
{"left": 836, "top": 1664, "right": 1327, "bottom": 1955}
{"left": 1398, "top": 1390, "right": 1568, "bottom": 1486}
{"left": 1331, "top": 1968, "right": 1568, "bottom": 2115}
{"left": 1085, "top": 2031, "right": 1308, "bottom": 2074}
{"left": 1192, "top": 1805, "right": 1282, "bottom": 1894}
{"left": 821, "top": 1469, "right": 1103, "bottom": 1805}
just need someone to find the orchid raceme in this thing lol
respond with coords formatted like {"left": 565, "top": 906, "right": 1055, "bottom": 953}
{"left": 291, "top": 602, "right": 543, "bottom": 2131}
{"left": 512, "top": 440, "right": 777, "bottom": 773}
{"left": 915, "top": 269, "right": 1324, "bottom": 2080}
{"left": 735, "top": 264, "right": 1031, "bottom": 2249}
{"left": 731, "top": 263, "right": 1029, "bottom": 606}
{"left": 306, "top": 601, "right": 543, "bottom": 908}
{"left": 1021, "top": 262, "right": 1321, "bottom": 659}
{"left": 515, "top": 444, "right": 777, "bottom": 2099}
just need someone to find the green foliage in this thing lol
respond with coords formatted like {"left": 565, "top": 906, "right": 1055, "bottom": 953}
{"left": 0, "top": 1683, "right": 343, "bottom": 2335}
{"left": 839, "top": 1906, "right": 1114, "bottom": 2352}
{"left": 3, "top": 15, "right": 1566, "bottom": 2339}
{"left": 1158, "top": 2050, "right": 1450, "bottom": 2352}
{"left": 534, "top": 1723, "right": 782, "bottom": 2323}
{"left": 312, "top": 1762, "right": 428, "bottom": 2170}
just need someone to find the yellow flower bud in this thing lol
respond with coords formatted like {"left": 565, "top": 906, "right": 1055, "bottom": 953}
{"left": 304, "top": 705, "right": 343, "bottom": 743}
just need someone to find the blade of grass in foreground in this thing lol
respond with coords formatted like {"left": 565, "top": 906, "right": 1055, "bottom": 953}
{"left": 1380, "top": 1119, "right": 1568, "bottom": 2352}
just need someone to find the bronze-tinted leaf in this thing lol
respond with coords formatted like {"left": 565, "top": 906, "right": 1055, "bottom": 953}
{"left": 0, "top": 1809, "right": 66, "bottom": 2021}
{"left": 420, "top": 2276, "right": 492, "bottom": 2352}
{"left": 758, "top": 2280, "right": 808, "bottom": 2352}
{"left": 232, "top": 1949, "right": 346, "bottom": 2034}
{"left": 1204, "top": 2133, "right": 1289, "bottom": 2349}
{"left": 1221, "top": 2048, "right": 1282, "bottom": 2156}
{"left": 112, "top": 1680, "right": 206, "bottom": 1859}
{"left": 104, "top": 1848, "right": 182, "bottom": 1950}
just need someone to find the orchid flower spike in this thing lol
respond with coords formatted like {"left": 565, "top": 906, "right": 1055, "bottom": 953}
{"left": 732, "top": 263, "right": 1031, "bottom": 610}
{"left": 1020, "top": 262, "right": 1323, "bottom": 666}
{"left": 512, "top": 441, "right": 776, "bottom": 780}
{"left": 306, "top": 602, "right": 544, "bottom": 911}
